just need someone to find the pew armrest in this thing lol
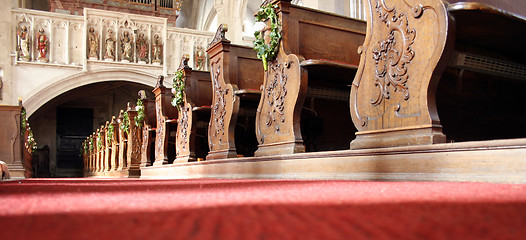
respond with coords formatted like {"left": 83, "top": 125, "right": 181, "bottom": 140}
{"left": 234, "top": 89, "right": 261, "bottom": 96}
{"left": 166, "top": 119, "right": 178, "bottom": 124}
{"left": 300, "top": 59, "right": 358, "bottom": 71}
{"left": 192, "top": 106, "right": 212, "bottom": 112}
{"left": 234, "top": 89, "right": 261, "bottom": 101}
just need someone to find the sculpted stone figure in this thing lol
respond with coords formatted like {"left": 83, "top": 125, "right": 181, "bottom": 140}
{"left": 136, "top": 32, "right": 148, "bottom": 63}
{"left": 104, "top": 29, "right": 116, "bottom": 61}
{"left": 37, "top": 28, "right": 49, "bottom": 62}
{"left": 121, "top": 30, "right": 133, "bottom": 62}
{"left": 152, "top": 34, "right": 162, "bottom": 64}
{"left": 194, "top": 45, "right": 206, "bottom": 70}
{"left": 88, "top": 27, "right": 98, "bottom": 59}
{"left": 18, "top": 26, "right": 30, "bottom": 61}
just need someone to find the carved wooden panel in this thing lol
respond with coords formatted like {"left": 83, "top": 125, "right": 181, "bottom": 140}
{"left": 175, "top": 65, "right": 212, "bottom": 162}
{"left": 350, "top": 0, "right": 450, "bottom": 149}
{"left": 126, "top": 109, "right": 142, "bottom": 171}
{"left": 153, "top": 79, "right": 173, "bottom": 166}
{"left": 207, "top": 55, "right": 237, "bottom": 159}
{"left": 0, "top": 106, "right": 22, "bottom": 165}
{"left": 255, "top": 46, "right": 306, "bottom": 156}
{"left": 175, "top": 96, "right": 193, "bottom": 162}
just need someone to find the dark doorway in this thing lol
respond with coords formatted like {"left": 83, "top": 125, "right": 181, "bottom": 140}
{"left": 56, "top": 108, "right": 93, "bottom": 176}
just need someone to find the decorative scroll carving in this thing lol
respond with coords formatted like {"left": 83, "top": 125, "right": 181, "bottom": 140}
{"left": 155, "top": 101, "right": 166, "bottom": 164}
{"left": 178, "top": 105, "right": 189, "bottom": 151}
{"left": 264, "top": 60, "right": 288, "bottom": 133}
{"left": 349, "top": 0, "right": 450, "bottom": 149}
{"left": 208, "top": 24, "right": 229, "bottom": 48}
{"left": 370, "top": 0, "right": 416, "bottom": 107}
{"left": 209, "top": 63, "right": 229, "bottom": 150}
{"left": 255, "top": 45, "right": 305, "bottom": 156}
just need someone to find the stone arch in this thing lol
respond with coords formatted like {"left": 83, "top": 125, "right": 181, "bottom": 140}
{"left": 24, "top": 68, "right": 158, "bottom": 117}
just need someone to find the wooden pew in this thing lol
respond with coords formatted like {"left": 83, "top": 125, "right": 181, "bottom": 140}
{"left": 117, "top": 110, "right": 128, "bottom": 171}
{"left": 108, "top": 117, "right": 119, "bottom": 171}
{"left": 174, "top": 55, "right": 212, "bottom": 162}
{"left": 103, "top": 122, "right": 111, "bottom": 172}
{"left": 95, "top": 128, "right": 102, "bottom": 172}
{"left": 254, "top": 0, "right": 366, "bottom": 156}
{"left": 126, "top": 105, "right": 142, "bottom": 176}
{"left": 206, "top": 24, "right": 265, "bottom": 159}
{"left": 350, "top": 0, "right": 526, "bottom": 149}
{"left": 152, "top": 76, "right": 178, "bottom": 165}
{"left": 138, "top": 90, "right": 157, "bottom": 167}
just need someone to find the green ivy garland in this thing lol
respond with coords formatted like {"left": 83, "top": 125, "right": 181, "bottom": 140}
{"left": 253, "top": 3, "right": 282, "bottom": 71}
{"left": 97, "top": 131, "right": 103, "bottom": 150}
{"left": 120, "top": 111, "right": 130, "bottom": 134}
{"left": 21, "top": 108, "right": 27, "bottom": 131}
{"left": 107, "top": 124, "right": 114, "bottom": 145}
{"left": 83, "top": 141, "right": 89, "bottom": 155}
{"left": 89, "top": 136, "right": 94, "bottom": 152}
{"left": 135, "top": 98, "right": 145, "bottom": 128}
{"left": 20, "top": 107, "right": 37, "bottom": 154}
{"left": 171, "top": 69, "right": 185, "bottom": 109}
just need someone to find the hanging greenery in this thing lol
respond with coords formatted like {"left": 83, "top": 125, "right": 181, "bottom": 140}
{"left": 120, "top": 111, "right": 130, "bottom": 134}
{"left": 20, "top": 107, "right": 37, "bottom": 154}
{"left": 83, "top": 141, "right": 89, "bottom": 155}
{"left": 253, "top": 3, "right": 282, "bottom": 71}
{"left": 171, "top": 69, "right": 185, "bottom": 109}
{"left": 97, "top": 131, "right": 103, "bottom": 150}
{"left": 107, "top": 124, "right": 114, "bottom": 145}
{"left": 135, "top": 98, "right": 145, "bottom": 128}
{"left": 89, "top": 137, "right": 94, "bottom": 151}
{"left": 21, "top": 108, "right": 27, "bottom": 131}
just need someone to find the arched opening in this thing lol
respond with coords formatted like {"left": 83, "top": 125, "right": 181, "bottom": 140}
{"left": 29, "top": 81, "right": 155, "bottom": 177}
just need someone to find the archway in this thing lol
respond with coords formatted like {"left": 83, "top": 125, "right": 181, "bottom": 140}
{"left": 24, "top": 69, "right": 158, "bottom": 117}
{"left": 26, "top": 70, "right": 159, "bottom": 177}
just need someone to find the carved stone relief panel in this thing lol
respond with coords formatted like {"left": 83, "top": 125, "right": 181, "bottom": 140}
{"left": 119, "top": 17, "right": 136, "bottom": 63}
{"left": 16, "top": 13, "right": 32, "bottom": 62}
{"left": 151, "top": 25, "right": 164, "bottom": 65}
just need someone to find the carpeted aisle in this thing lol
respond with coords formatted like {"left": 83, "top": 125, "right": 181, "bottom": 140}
{"left": 1, "top": 179, "right": 526, "bottom": 239}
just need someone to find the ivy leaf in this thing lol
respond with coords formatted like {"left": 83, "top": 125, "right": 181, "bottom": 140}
{"left": 252, "top": 3, "right": 282, "bottom": 71}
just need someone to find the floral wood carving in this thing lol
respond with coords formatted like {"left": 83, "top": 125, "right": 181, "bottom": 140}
{"left": 178, "top": 105, "right": 189, "bottom": 151}
{"left": 264, "top": 60, "right": 288, "bottom": 133}
{"left": 155, "top": 102, "right": 165, "bottom": 163}
{"left": 209, "top": 63, "right": 229, "bottom": 150}
{"left": 370, "top": 0, "right": 416, "bottom": 107}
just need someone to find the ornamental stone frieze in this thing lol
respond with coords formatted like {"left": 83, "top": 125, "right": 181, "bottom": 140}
{"left": 12, "top": 8, "right": 213, "bottom": 73}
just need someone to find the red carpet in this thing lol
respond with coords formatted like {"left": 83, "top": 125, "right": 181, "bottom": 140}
{"left": 1, "top": 179, "right": 526, "bottom": 239}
